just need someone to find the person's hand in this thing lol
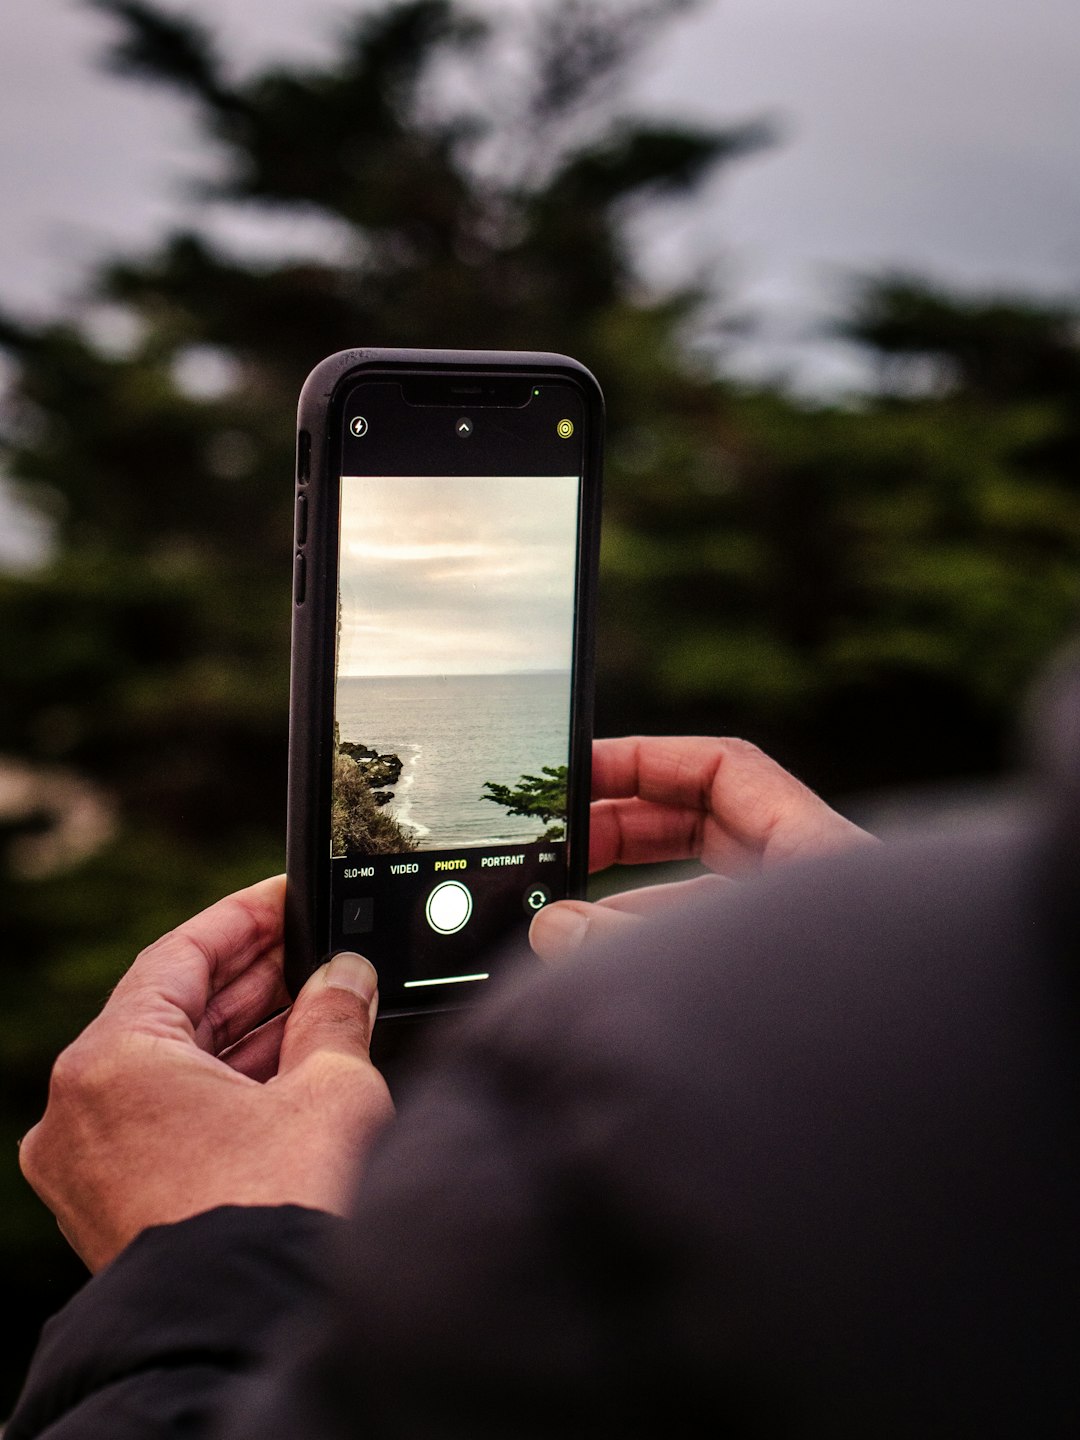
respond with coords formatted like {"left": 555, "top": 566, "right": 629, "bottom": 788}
{"left": 18, "top": 875, "right": 393, "bottom": 1274}
{"left": 530, "top": 736, "right": 876, "bottom": 962}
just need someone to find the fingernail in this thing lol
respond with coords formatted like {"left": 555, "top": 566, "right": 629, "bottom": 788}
{"left": 531, "top": 903, "right": 590, "bottom": 957}
{"left": 324, "top": 951, "right": 378, "bottom": 1003}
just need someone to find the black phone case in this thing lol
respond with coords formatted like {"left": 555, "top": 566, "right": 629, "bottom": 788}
{"left": 285, "top": 348, "right": 604, "bottom": 1026}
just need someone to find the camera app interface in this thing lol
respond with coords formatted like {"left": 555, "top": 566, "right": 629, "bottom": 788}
{"left": 330, "top": 459, "right": 583, "bottom": 1009}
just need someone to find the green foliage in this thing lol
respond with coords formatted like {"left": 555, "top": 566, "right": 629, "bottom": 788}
{"left": 482, "top": 765, "right": 568, "bottom": 840}
{"left": 596, "top": 298, "right": 1080, "bottom": 791}
{"left": 332, "top": 750, "right": 418, "bottom": 856}
{"left": 842, "top": 273, "right": 1080, "bottom": 404}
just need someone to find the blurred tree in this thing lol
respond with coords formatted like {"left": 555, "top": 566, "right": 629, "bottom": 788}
{"left": 594, "top": 271, "right": 1080, "bottom": 797}
{"left": 845, "top": 274, "right": 1080, "bottom": 404}
{"left": 0, "top": 0, "right": 766, "bottom": 844}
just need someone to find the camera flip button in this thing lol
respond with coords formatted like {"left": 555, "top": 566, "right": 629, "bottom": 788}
{"left": 523, "top": 883, "right": 553, "bottom": 915}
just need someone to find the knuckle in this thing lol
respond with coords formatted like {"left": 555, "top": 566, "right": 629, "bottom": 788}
{"left": 282, "top": 1001, "right": 378, "bottom": 1075}
{"left": 294, "top": 995, "right": 372, "bottom": 1044}
{"left": 47, "top": 1043, "right": 89, "bottom": 1100}
{"left": 306, "top": 1047, "right": 371, "bottom": 1085}
{"left": 717, "top": 735, "right": 764, "bottom": 765}
{"left": 48, "top": 1035, "right": 116, "bottom": 1106}
{"left": 297, "top": 1051, "right": 393, "bottom": 1119}
{"left": 135, "top": 929, "right": 183, "bottom": 966}
{"left": 17, "top": 1126, "right": 42, "bottom": 1185}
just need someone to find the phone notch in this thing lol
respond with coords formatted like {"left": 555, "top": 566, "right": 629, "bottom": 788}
{"left": 400, "top": 377, "right": 533, "bottom": 408}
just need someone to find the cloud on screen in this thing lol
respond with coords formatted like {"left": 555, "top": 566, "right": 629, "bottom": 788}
{"left": 337, "top": 474, "right": 579, "bottom": 675}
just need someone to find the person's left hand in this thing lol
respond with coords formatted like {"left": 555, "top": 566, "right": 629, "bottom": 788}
{"left": 18, "top": 875, "right": 394, "bottom": 1274}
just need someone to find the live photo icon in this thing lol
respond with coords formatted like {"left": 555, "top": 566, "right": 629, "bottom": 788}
{"left": 342, "top": 897, "right": 374, "bottom": 934}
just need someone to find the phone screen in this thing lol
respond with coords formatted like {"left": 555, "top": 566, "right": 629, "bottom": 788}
{"left": 326, "top": 377, "right": 591, "bottom": 1013}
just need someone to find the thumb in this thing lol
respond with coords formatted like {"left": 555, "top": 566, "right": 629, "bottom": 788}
{"left": 277, "top": 951, "right": 379, "bottom": 1075}
{"left": 529, "top": 875, "right": 733, "bottom": 964}
{"left": 529, "top": 900, "right": 643, "bottom": 964}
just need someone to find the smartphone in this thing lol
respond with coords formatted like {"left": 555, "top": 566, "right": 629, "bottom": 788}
{"left": 285, "top": 348, "right": 603, "bottom": 1025}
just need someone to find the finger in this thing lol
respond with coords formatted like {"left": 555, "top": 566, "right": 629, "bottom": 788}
{"left": 195, "top": 951, "right": 291, "bottom": 1056}
{"left": 218, "top": 1009, "right": 289, "bottom": 1082}
{"left": 589, "top": 796, "right": 775, "bottom": 875}
{"left": 590, "top": 873, "right": 734, "bottom": 914}
{"left": 529, "top": 899, "right": 643, "bottom": 964}
{"left": 529, "top": 875, "right": 733, "bottom": 963}
{"left": 105, "top": 875, "right": 287, "bottom": 1041}
{"left": 590, "top": 737, "right": 871, "bottom": 872}
{"left": 592, "top": 736, "right": 710, "bottom": 802}
{"left": 590, "top": 736, "right": 767, "bottom": 870}
{"left": 277, "top": 952, "right": 379, "bottom": 1076}
{"left": 589, "top": 797, "right": 705, "bottom": 872}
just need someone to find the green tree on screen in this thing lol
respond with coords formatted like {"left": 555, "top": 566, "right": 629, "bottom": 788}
{"left": 482, "top": 764, "right": 568, "bottom": 840}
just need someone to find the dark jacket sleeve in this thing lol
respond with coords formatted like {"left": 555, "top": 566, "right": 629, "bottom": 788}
{"left": 5, "top": 1205, "right": 342, "bottom": 1440}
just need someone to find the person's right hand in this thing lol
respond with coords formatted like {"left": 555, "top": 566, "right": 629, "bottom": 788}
{"left": 18, "top": 876, "right": 394, "bottom": 1274}
{"left": 530, "top": 736, "right": 875, "bottom": 962}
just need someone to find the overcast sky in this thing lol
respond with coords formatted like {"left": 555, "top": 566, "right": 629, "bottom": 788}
{"left": 1, "top": 0, "right": 1078, "bottom": 393}
{"left": 337, "top": 474, "right": 579, "bottom": 675}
